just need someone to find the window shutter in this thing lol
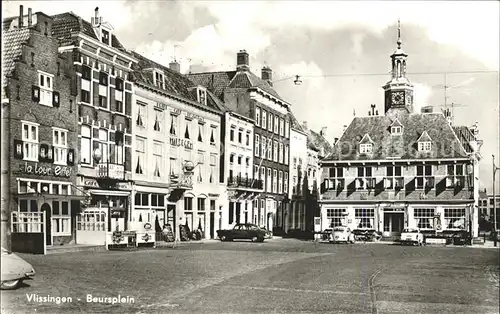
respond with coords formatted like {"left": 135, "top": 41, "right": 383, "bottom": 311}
{"left": 67, "top": 149, "right": 75, "bottom": 165}
{"left": 32, "top": 85, "right": 40, "bottom": 102}
{"left": 14, "top": 140, "right": 23, "bottom": 159}
{"left": 39, "top": 144, "right": 49, "bottom": 161}
{"left": 52, "top": 91, "right": 60, "bottom": 107}
{"left": 124, "top": 147, "right": 131, "bottom": 172}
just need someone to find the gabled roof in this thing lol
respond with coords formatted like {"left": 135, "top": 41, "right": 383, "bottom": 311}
{"left": 453, "top": 126, "right": 475, "bottom": 153}
{"left": 309, "top": 130, "right": 333, "bottom": 157}
{"left": 417, "top": 131, "right": 432, "bottom": 142}
{"left": 325, "top": 112, "right": 468, "bottom": 161}
{"left": 2, "top": 26, "right": 31, "bottom": 94}
{"left": 51, "top": 12, "right": 126, "bottom": 51}
{"left": 130, "top": 51, "right": 221, "bottom": 112}
{"left": 359, "top": 134, "right": 374, "bottom": 144}
{"left": 188, "top": 69, "right": 281, "bottom": 100}
{"left": 390, "top": 118, "right": 403, "bottom": 128}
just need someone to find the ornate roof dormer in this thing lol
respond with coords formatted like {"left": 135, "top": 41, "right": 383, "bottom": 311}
{"left": 91, "top": 7, "right": 114, "bottom": 46}
{"left": 383, "top": 20, "right": 415, "bottom": 115}
{"left": 417, "top": 131, "right": 432, "bottom": 152}
{"left": 390, "top": 118, "right": 404, "bottom": 135}
{"left": 359, "top": 134, "right": 374, "bottom": 154}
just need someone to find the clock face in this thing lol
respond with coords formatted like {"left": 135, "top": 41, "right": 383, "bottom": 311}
{"left": 391, "top": 92, "right": 405, "bottom": 105}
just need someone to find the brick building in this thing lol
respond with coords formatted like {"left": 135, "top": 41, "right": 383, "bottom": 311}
{"left": 2, "top": 6, "right": 81, "bottom": 251}
{"left": 319, "top": 25, "right": 482, "bottom": 239}
{"left": 188, "top": 50, "right": 291, "bottom": 234}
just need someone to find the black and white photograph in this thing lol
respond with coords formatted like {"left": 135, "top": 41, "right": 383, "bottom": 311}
{"left": 1, "top": 1, "right": 499, "bottom": 313}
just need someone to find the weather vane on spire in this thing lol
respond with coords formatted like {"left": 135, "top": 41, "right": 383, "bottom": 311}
{"left": 397, "top": 19, "right": 402, "bottom": 49}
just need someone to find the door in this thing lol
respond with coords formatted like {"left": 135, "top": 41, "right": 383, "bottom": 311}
{"left": 209, "top": 212, "right": 215, "bottom": 239}
{"left": 41, "top": 203, "right": 52, "bottom": 245}
{"left": 167, "top": 205, "right": 176, "bottom": 236}
{"left": 384, "top": 213, "right": 404, "bottom": 234}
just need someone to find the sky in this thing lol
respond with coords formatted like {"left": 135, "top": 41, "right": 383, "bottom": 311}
{"left": 3, "top": 0, "right": 500, "bottom": 193}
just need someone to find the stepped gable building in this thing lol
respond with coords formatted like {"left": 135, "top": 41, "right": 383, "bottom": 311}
{"left": 2, "top": 6, "right": 82, "bottom": 252}
{"left": 129, "top": 51, "right": 223, "bottom": 240}
{"left": 188, "top": 50, "right": 291, "bottom": 233}
{"left": 51, "top": 8, "right": 138, "bottom": 242}
{"left": 319, "top": 23, "right": 481, "bottom": 239}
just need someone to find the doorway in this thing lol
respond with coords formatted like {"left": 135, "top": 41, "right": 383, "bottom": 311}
{"left": 383, "top": 212, "right": 404, "bottom": 235}
{"left": 41, "top": 203, "right": 52, "bottom": 246}
{"left": 209, "top": 212, "right": 215, "bottom": 239}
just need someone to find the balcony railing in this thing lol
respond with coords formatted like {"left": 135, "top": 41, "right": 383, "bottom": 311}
{"left": 96, "top": 163, "right": 125, "bottom": 180}
{"left": 227, "top": 176, "right": 263, "bottom": 190}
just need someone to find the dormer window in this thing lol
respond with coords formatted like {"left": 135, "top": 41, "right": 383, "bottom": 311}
{"left": 197, "top": 87, "right": 207, "bottom": 105}
{"left": 390, "top": 118, "right": 403, "bottom": 135}
{"left": 154, "top": 70, "right": 165, "bottom": 89}
{"left": 417, "top": 131, "right": 432, "bottom": 152}
{"left": 360, "top": 144, "right": 373, "bottom": 154}
{"left": 101, "top": 29, "right": 110, "bottom": 45}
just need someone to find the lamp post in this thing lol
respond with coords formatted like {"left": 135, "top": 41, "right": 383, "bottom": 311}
{"left": 493, "top": 155, "right": 500, "bottom": 246}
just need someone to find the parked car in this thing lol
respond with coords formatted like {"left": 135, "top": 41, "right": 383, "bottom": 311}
{"left": 330, "top": 226, "right": 355, "bottom": 244}
{"left": 399, "top": 228, "right": 424, "bottom": 246}
{"left": 217, "top": 223, "right": 267, "bottom": 242}
{"left": 1, "top": 247, "right": 35, "bottom": 290}
{"left": 259, "top": 227, "right": 273, "bottom": 239}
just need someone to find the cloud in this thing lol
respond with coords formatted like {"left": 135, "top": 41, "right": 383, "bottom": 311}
{"left": 413, "top": 82, "right": 433, "bottom": 113}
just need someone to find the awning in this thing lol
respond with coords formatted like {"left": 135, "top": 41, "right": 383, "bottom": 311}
{"left": 88, "top": 189, "right": 130, "bottom": 196}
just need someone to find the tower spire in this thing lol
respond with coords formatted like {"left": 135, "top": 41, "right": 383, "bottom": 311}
{"left": 397, "top": 19, "right": 402, "bottom": 49}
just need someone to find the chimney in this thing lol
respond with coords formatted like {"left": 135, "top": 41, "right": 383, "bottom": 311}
{"left": 421, "top": 106, "right": 433, "bottom": 113}
{"left": 261, "top": 66, "right": 273, "bottom": 86}
{"left": 302, "top": 121, "right": 308, "bottom": 131}
{"left": 320, "top": 127, "right": 327, "bottom": 137}
{"left": 28, "top": 8, "right": 32, "bottom": 27}
{"left": 169, "top": 61, "right": 180, "bottom": 73}
{"left": 334, "top": 137, "right": 339, "bottom": 145}
{"left": 19, "top": 5, "right": 24, "bottom": 28}
{"left": 236, "top": 50, "right": 249, "bottom": 71}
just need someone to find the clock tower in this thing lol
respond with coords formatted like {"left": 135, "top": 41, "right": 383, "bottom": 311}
{"left": 383, "top": 20, "right": 414, "bottom": 114}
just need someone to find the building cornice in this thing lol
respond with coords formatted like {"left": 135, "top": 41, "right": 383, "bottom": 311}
{"left": 320, "top": 157, "right": 472, "bottom": 166}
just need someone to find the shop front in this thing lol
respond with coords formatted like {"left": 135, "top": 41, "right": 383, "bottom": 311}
{"left": 226, "top": 179, "right": 263, "bottom": 229}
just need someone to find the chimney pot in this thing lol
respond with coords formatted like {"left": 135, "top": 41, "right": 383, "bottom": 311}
{"left": 320, "top": 127, "right": 327, "bottom": 136}
{"left": 261, "top": 66, "right": 273, "bottom": 86}
{"left": 28, "top": 8, "right": 32, "bottom": 27}
{"left": 236, "top": 50, "right": 249, "bottom": 71}
{"left": 19, "top": 5, "right": 24, "bottom": 28}
{"left": 334, "top": 137, "right": 339, "bottom": 144}
{"left": 169, "top": 61, "right": 180, "bottom": 73}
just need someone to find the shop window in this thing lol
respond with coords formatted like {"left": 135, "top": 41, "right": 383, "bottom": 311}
{"left": 355, "top": 208, "right": 374, "bottom": 229}
{"left": 444, "top": 208, "right": 466, "bottom": 229}
{"left": 327, "top": 208, "right": 346, "bottom": 227}
{"left": 414, "top": 208, "right": 435, "bottom": 229}
{"left": 52, "top": 200, "right": 71, "bottom": 236}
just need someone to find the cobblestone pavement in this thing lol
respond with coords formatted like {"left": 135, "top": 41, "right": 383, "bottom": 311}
{"left": 1, "top": 239, "right": 499, "bottom": 314}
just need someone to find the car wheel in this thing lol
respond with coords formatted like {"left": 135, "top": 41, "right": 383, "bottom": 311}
{"left": 258, "top": 237, "right": 264, "bottom": 243}
{"left": 1, "top": 279, "right": 21, "bottom": 290}
{"left": 220, "top": 235, "right": 227, "bottom": 242}
{"left": 251, "top": 236, "right": 258, "bottom": 242}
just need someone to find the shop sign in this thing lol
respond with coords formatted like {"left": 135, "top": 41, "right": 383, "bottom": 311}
{"left": 170, "top": 137, "right": 193, "bottom": 149}
{"left": 169, "top": 107, "right": 205, "bottom": 123}
{"left": 18, "top": 162, "right": 72, "bottom": 177}
{"left": 155, "top": 102, "right": 168, "bottom": 111}
{"left": 82, "top": 179, "right": 131, "bottom": 190}
{"left": 208, "top": 193, "right": 219, "bottom": 198}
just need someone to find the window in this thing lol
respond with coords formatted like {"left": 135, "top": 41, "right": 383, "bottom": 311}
{"left": 229, "top": 154, "right": 235, "bottom": 164}
{"left": 284, "top": 145, "right": 289, "bottom": 165}
{"left": 197, "top": 88, "right": 207, "bottom": 105}
{"left": 135, "top": 136, "right": 145, "bottom": 174}
{"left": 238, "top": 129, "right": 242, "bottom": 143}
{"left": 38, "top": 71, "right": 53, "bottom": 106}
{"left": 210, "top": 127, "right": 216, "bottom": 145}
{"left": 255, "top": 107, "right": 261, "bottom": 126}
{"left": 273, "top": 140, "right": 278, "bottom": 162}
{"left": 98, "top": 72, "right": 108, "bottom": 108}
{"left": 260, "top": 167, "right": 265, "bottom": 188}
{"left": 198, "top": 124, "right": 204, "bottom": 142}
{"left": 278, "top": 171, "right": 283, "bottom": 194}
{"left": 279, "top": 143, "right": 283, "bottom": 164}
{"left": 112, "top": 131, "right": 124, "bottom": 165}
{"left": 284, "top": 172, "right": 288, "bottom": 193}
{"left": 414, "top": 208, "right": 435, "bottom": 229}
{"left": 197, "top": 152, "right": 204, "bottom": 182}
{"left": 245, "top": 157, "right": 250, "bottom": 167}
{"left": 101, "top": 29, "right": 110, "bottom": 45}
{"left": 82, "top": 65, "right": 92, "bottom": 80}
{"left": 357, "top": 166, "right": 374, "bottom": 190}
{"left": 325, "top": 167, "right": 345, "bottom": 190}
{"left": 184, "top": 120, "right": 191, "bottom": 139}
{"left": 266, "top": 168, "right": 272, "bottom": 192}
{"left": 53, "top": 128, "right": 68, "bottom": 165}
{"left": 246, "top": 132, "right": 250, "bottom": 146}
{"left": 355, "top": 208, "right": 374, "bottom": 229}
{"left": 170, "top": 114, "right": 178, "bottom": 135}
{"left": 230, "top": 127, "right": 235, "bottom": 141}
{"left": 262, "top": 111, "right": 267, "bottom": 130}
{"left": 274, "top": 115, "right": 279, "bottom": 134}
{"left": 169, "top": 157, "right": 178, "bottom": 177}
{"left": 153, "top": 109, "right": 162, "bottom": 132}
{"left": 237, "top": 155, "right": 242, "bottom": 165}
{"left": 385, "top": 166, "right": 403, "bottom": 189}
{"left": 360, "top": 143, "right": 373, "bottom": 154}
{"left": 267, "top": 138, "right": 273, "bottom": 160}
{"left": 80, "top": 125, "right": 91, "bottom": 164}
{"left": 444, "top": 208, "right": 466, "bottom": 229}
{"left": 279, "top": 118, "right": 284, "bottom": 136}
{"left": 254, "top": 165, "right": 259, "bottom": 180}
{"left": 137, "top": 102, "right": 146, "bottom": 127}
{"left": 22, "top": 122, "right": 39, "bottom": 161}
{"left": 268, "top": 113, "right": 273, "bottom": 131}
{"left": 255, "top": 134, "right": 260, "bottom": 157}
{"left": 97, "top": 129, "right": 108, "bottom": 162}
{"left": 418, "top": 141, "right": 432, "bottom": 152}
{"left": 153, "top": 142, "right": 163, "bottom": 177}
{"left": 447, "top": 164, "right": 465, "bottom": 188}
{"left": 197, "top": 197, "right": 206, "bottom": 211}
{"left": 391, "top": 126, "right": 403, "bottom": 135}
{"left": 285, "top": 121, "right": 289, "bottom": 138}
{"left": 327, "top": 208, "right": 346, "bottom": 228}
{"left": 261, "top": 136, "right": 266, "bottom": 158}
{"left": 154, "top": 71, "right": 164, "bottom": 89}
{"left": 273, "top": 169, "right": 278, "bottom": 193}
{"left": 52, "top": 201, "right": 71, "bottom": 236}
{"left": 416, "top": 165, "right": 433, "bottom": 189}
{"left": 81, "top": 67, "right": 91, "bottom": 104}
{"left": 184, "top": 197, "right": 193, "bottom": 211}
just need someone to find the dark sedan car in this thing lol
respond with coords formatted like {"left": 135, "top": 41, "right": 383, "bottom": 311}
{"left": 217, "top": 223, "right": 267, "bottom": 242}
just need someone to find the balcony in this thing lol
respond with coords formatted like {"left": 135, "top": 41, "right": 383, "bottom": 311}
{"left": 227, "top": 176, "right": 264, "bottom": 191}
{"left": 96, "top": 163, "right": 125, "bottom": 180}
